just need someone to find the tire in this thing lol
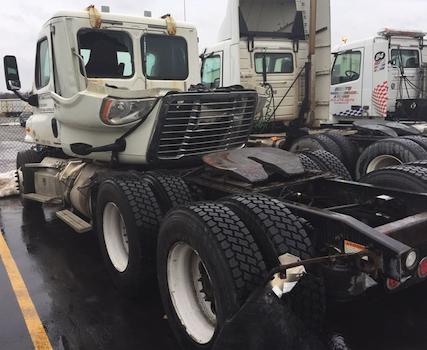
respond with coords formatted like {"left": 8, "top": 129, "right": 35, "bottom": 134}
{"left": 325, "top": 132, "right": 359, "bottom": 172}
{"left": 157, "top": 203, "right": 266, "bottom": 349}
{"left": 406, "top": 160, "right": 427, "bottom": 168}
{"left": 221, "top": 194, "right": 325, "bottom": 332}
{"left": 403, "top": 135, "right": 427, "bottom": 151}
{"left": 96, "top": 175, "right": 162, "bottom": 296}
{"left": 16, "top": 149, "right": 43, "bottom": 208}
{"left": 360, "top": 165, "right": 427, "bottom": 192}
{"left": 303, "top": 150, "right": 352, "bottom": 180}
{"left": 289, "top": 134, "right": 344, "bottom": 163}
{"left": 356, "top": 138, "right": 427, "bottom": 179}
{"left": 297, "top": 153, "right": 322, "bottom": 172}
{"left": 141, "top": 172, "right": 192, "bottom": 214}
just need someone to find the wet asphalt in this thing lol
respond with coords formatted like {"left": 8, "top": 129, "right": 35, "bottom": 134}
{"left": 0, "top": 199, "right": 175, "bottom": 350}
{"left": 1, "top": 197, "right": 427, "bottom": 350}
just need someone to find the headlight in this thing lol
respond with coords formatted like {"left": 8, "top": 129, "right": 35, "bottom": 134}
{"left": 100, "top": 97, "right": 157, "bottom": 125}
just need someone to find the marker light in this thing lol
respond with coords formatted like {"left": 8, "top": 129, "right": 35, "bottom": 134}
{"left": 386, "top": 278, "right": 400, "bottom": 290}
{"left": 405, "top": 251, "right": 417, "bottom": 270}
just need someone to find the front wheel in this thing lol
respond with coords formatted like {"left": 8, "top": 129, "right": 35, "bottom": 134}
{"left": 16, "top": 149, "right": 43, "bottom": 208}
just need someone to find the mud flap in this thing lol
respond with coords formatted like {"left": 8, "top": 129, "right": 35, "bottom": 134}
{"left": 212, "top": 281, "right": 327, "bottom": 350}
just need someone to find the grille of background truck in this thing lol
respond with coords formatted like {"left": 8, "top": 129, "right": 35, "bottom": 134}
{"left": 152, "top": 91, "right": 257, "bottom": 160}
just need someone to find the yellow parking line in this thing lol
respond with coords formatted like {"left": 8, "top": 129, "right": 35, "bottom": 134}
{"left": 0, "top": 230, "right": 53, "bottom": 350}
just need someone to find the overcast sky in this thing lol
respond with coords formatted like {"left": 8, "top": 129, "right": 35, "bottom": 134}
{"left": 2, "top": 0, "right": 427, "bottom": 90}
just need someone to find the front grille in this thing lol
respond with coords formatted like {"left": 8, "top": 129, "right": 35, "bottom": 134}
{"left": 150, "top": 91, "right": 257, "bottom": 161}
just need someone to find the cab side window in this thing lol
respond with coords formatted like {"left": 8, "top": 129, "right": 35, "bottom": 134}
{"left": 331, "top": 51, "right": 361, "bottom": 85}
{"left": 202, "top": 55, "right": 221, "bottom": 88}
{"left": 35, "top": 38, "right": 51, "bottom": 89}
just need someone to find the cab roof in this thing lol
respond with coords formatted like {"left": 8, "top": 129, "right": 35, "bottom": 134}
{"left": 47, "top": 10, "right": 195, "bottom": 30}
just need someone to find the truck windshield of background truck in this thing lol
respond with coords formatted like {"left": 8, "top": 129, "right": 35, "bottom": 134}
{"left": 254, "top": 53, "right": 294, "bottom": 74}
{"left": 390, "top": 49, "right": 420, "bottom": 68}
{"left": 141, "top": 34, "right": 188, "bottom": 80}
{"left": 201, "top": 54, "right": 221, "bottom": 88}
{"left": 78, "top": 29, "right": 134, "bottom": 78}
{"left": 331, "top": 50, "right": 361, "bottom": 85}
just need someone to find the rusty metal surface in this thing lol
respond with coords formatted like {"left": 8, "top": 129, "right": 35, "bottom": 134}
{"left": 202, "top": 147, "right": 304, "bottom": 183}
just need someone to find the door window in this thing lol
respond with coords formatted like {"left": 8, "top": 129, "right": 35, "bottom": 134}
{"left": 390, "top": 49, "right": 420, "bottom": 68}
{"left": 35, "top": 38, "right": 51, "bottom": 89}
{"left": 201, "top": 55, "right": 221, "bottom": 88}
{"left": 254, "top": 53, "right": 294, "bottom": 74}
{"left": 331, "top": 51, "right": 361, "bottom": 85}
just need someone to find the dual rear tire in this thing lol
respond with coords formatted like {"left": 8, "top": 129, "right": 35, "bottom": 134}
{"left": 95, "top": 174, "right": 326, "bottom": 349}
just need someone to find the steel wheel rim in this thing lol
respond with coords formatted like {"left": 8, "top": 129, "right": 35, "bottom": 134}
{"left": 167, "top": 242, "right": 217, "bottom": 344}
{"left": 103, "top": 202, "right": 129, "bottom": 272}
{"left": 366, "top": 155, "right": 403, "bottom": 173}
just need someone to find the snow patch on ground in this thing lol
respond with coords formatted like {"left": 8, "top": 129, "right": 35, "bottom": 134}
{"left": 0, "top": 170, "right": 19, "bottom": 198}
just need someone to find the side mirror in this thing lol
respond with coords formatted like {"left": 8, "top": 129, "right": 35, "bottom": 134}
{"left": 4, "top": 55, "right": 21, "bottom": 91}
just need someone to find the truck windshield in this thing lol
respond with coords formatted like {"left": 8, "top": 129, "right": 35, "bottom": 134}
{"left": 78, "top": 29, "right": 134, "bottom": 79}
{"left": 390, "top": 49, "right": 420, "bottom": 68}
{"left": 141, "top": 34, "right": 188, "bottom": 80}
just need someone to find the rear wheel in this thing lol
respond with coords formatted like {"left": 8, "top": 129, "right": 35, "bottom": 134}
{"left": 356, "top": 138, "right": 427, "bottom": 178}
{"left": 290, "top": 134, "right": 344, "bottom": 163}
{"left": 158, "top": 203, "right": 266, "bottom": 349}
{"left": 16, "top": 149, "right": 43, "bottom": 208}
{"left": 222, "top": 194, "right": 326, "bottom": 332}
{"left": 360, "top": 165, "right": 427, "bottom": 192}
{"left": 303, "top": 150, "right": 352, "bottom": 180}
{"left": 96, "top": 175, "right": 162, "bottom": 296}
{"left": 141, "top": 172, "right": 192, "bottom": 214}
{"left": 325, "top": 132, "right": 359, "bottom": 174}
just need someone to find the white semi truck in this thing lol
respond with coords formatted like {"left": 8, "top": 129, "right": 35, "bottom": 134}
{"left": 4, "top": 6, "right": 427, "bottom": 350}
{"left": 201, "top": 4, "right": 427, "bottom": 179}
{"left": 331, "top": 29, "right": 427, "bottom": 121}
{"left": 201, "top": 0, "right": 331, "bottom": 130}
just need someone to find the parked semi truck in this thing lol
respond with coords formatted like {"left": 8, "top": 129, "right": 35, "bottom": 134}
{"left": 4, "top": 6, "right": 427, "bottom": 350}
{"left": 201, "top": 0, "right": 331, "bottom": 130}
{"left": 331, "top": 29, "right": 427, "bottom": 121}
{"left": 202, "top": 1, "right": 427, "bottom": 179}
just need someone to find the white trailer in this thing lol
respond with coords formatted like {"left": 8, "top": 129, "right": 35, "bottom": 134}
{"left": 201, "top": 0, "right": 331, "bottom": 129}
{"left": 331, "top": 29, "right": 427, "bottom": 121}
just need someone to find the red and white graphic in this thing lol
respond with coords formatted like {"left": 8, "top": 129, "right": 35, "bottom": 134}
{"left": 372, "top": 81, "right": 388, "bottom": 117}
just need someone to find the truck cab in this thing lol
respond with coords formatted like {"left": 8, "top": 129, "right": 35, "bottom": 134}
{"left": 5, "top": 8, "right": 257, "bottom": 165}
{"left": 331, "top": 29, "right": 427, "bottom": 121}
{"left": 201, "top": 0, "right": 331, "bottom": 130}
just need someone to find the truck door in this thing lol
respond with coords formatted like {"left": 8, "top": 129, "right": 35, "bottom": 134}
{"left": 201, "top": 52, "right": 223, "bottom": 88}
{"left": 330, "top": 49, "right": 364, "bottom": 118}
{"left": 31, "top": 27, "right": 61, "bottom": 146}
{"left": 388, "top": 47, "right": 421, "bottom": 113}
{"left": 252, "top": 50, "right": 296, "bottom": 122}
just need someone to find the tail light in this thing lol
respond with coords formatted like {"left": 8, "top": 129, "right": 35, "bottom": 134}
{"left": 386, "top": 278, "right": 400, "bottom": 290}
{"left": 418, "top": 257, "right": 427, "bottom": 278}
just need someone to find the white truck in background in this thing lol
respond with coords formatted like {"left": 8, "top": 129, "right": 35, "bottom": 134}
{"left": 201, "top": 0, "right": 331, "bottom": 131}
{"left": 331, "top": 29, "right": 427, "bottom": 121}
